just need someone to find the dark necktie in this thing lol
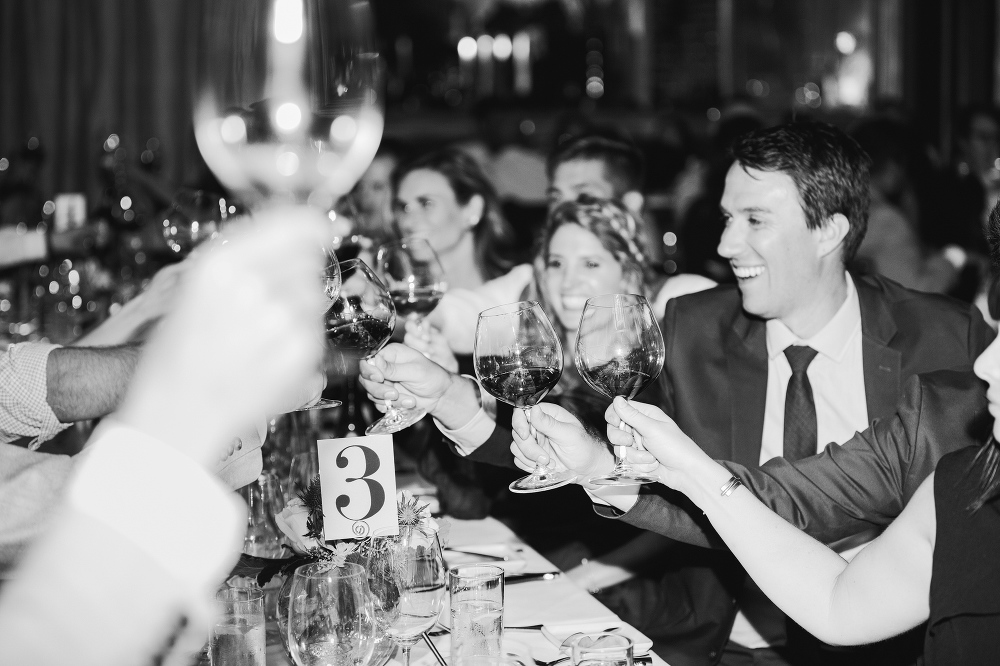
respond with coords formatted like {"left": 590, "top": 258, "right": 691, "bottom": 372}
{"left": 783, "top": 345, "right": 819, "bottom": 462}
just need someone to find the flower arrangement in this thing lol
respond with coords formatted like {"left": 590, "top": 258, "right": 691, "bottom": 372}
{"left": 232, "top": 477, "right": 447, "bottom": 585}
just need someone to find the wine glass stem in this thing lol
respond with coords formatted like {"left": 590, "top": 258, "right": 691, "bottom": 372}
{"left": 401, "top": 644, "right": 413, "bottom": 666}
{"left": 524, "top": 408, "right": 548, "bottom": 477}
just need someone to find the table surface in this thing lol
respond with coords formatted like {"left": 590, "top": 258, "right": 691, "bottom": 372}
{"left": 266, "top": 516, "right": 669, "bottom": 666}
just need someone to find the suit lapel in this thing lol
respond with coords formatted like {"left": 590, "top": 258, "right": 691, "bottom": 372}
{"left": 856, "top": 277, "right": 901, "bottom": 421}
{"left": 727, "top": 312, "right": 769, "bottom": 468}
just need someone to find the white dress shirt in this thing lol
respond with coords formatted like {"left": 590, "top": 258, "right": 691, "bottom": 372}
{"left": 731, "top": 274, "right": 869, "bottom": 649}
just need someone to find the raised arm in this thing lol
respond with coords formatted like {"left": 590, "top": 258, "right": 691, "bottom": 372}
{"left": 46, "top": 345, "right": 142, "bottom": 422}
{"left": 602, "top": 369, "right": 986, "bottom": 548}
{"left": 612, "top": 397, "right": 935, "bottom": 646}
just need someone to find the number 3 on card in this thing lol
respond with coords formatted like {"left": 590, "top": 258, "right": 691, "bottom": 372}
{"left": 317, "top": 435, "right": 398, "bottom": 540}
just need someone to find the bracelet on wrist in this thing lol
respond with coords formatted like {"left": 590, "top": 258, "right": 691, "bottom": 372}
{"left": 719, "top": 475, "right": 743, "bottom": 497}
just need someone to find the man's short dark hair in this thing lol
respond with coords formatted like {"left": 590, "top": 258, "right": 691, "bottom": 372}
{"left": 731, "top": 121, "right": 872, "bottom": 263}
{"left": 546, "top": 134, "right": 645, "bottom": 197}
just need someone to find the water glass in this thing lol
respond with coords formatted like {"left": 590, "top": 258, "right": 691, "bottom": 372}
{"left": 211, "top": 587, "right": 266, "bottom": 666}
{"left": 449, "top": 565, "right": 505, "bottom": 661}
{"left": 570, "top": 633, "right": 633, "bottom": 666}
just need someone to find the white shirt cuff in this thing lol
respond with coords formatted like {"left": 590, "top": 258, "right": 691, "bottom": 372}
{"left": 69, "top": 422, "right": 245, "bottom": 599}
{"left": 585, "top": 485, "right": 641, "bottom": 512}
{"left": 433, "top": 375, "right": 497, "bottom": 454}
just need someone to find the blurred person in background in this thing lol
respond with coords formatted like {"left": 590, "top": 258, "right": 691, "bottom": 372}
{"left": 675, "top": 101, "right": 765, "bottom": 284}
{"left": 0, "top": 206, "right": 329, "bottom": 666}
{"left": 393, "top": 148, "right": 517, "bottom": 289}
{"left": 849, "top": 117, "right": 964, "bottom": 294}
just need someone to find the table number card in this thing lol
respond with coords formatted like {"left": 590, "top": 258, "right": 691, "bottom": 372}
{"left": 317, "top": 434, "right": 397, "bottom": 540}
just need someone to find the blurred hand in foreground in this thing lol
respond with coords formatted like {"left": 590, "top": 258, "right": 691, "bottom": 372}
{"left": 117, "top": 205, "right": 330, "bottom": 469}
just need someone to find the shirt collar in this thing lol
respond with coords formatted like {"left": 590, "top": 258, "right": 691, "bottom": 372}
{"left": 765, "top": 273, "right": 861, "bottom": 363}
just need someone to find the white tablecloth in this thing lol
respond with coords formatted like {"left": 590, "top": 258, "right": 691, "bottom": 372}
{"left": 267, "top": 517, "right": 669, "bottom": 666}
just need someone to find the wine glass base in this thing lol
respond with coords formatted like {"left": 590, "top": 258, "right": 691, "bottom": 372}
{"left": 587, "top": 471, "right": 660, "bottom": 486}
{"left": 509, "top": 469, "right": 578, "bottom": 493}
{"left": 292, "top": 398, "right": 342, "bottom": 411}
{"left": 366, "top": 407, "right": 428, "bottom": 435}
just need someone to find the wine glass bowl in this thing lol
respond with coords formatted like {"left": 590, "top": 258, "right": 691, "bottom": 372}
{"left": 324, "top": 258, "right": 395, "bottom": 379}
{"left": 473, "top": 301, "right": 574, "bottom": 493}
{"left": 366, "top": 237, "right": 448, "bottom": 435}
{"left": 364, "top": 526, "right": 447, "bottom": 666}
{"left": 194, "top": 0, "right": 384, "bottom": 211}
{"left": 286, "top": 561, "right": 378, "bottom": 666}
{"left": 575, "top": 294, "right": 665, "bottom": 486}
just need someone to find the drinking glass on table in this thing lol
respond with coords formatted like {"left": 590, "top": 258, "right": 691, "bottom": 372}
{"left": 571, "top": 633, "right": 633, "bottom": 666}
{"left": 365, "top": 526, "right": 447, "bottom": 666}
{"left": 367, "top": 237, "right": 448, "bottom": 434}
{"left": 575, "top": 294, "right": 664, "bottom": 486}
{"left": 449, "top": 564, "right": 505, "bottom": 662}
{"left": 287, "top": 562, "right": 377, "bottom": 666}
{"left": 474, "top": 301, "right": 573, "bottom": 493}
{"left": 212, "top": 587, "right": 266, "bottom": 666}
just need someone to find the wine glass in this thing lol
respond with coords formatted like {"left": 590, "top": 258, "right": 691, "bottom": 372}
{"left": 287, "top": 561, "right": 377, "bottom": 666}
{"left": 575, "top": 294, "right": 665, "bottom": 486}
{"left": 364, "top": 526, "right": 447, "bottom": 666}
{"left": 366, "top": 238, "right": 448, "bottom": 435}
{"left": 161, "top": 188, "right": 243, "bottom": 256}
{"left": 194, "top": 0, "right": 384, "bottom": 213}
{"left": 473, "top": 301, "right": 573, "bottom": 493}
{"left": 325, "top": 258, "right": 396, "bottom": 383}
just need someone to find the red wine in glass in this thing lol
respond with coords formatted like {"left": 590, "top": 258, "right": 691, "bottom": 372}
{"left": 478, "top": 364, "right": 562, "bottom": 408}
{"left": 324, "top": 259, "right": 396, "bottom": 378}
{"left": 369, "top": 238, "right": 447, "bottom": 435}
{"left": 390, "top": 287, "right": 446, "bottom": 319}
{"left": 474, "top": 301, "right": 575, "bottom": 493}
{"left": 576, "top": 293, "right": 664, "bottom": 486}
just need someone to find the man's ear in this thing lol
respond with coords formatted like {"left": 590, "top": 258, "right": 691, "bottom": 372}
{"left": 464, "top": 194, "right": 485, "bottom": 227}
{"left": 815, "top": 213, "right": 850, "bottom": 259}
{"left": 622, "top": 190, "right": 644, "bottom": 215}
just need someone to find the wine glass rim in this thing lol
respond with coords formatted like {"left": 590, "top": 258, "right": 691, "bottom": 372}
{"left": 478, "top": 300, "right": 540, "bottom": 318}
{"left": 447, "top": 563, "right": 505, "bottom": 580}
{"left": 295, "top": 560, "right": 366, "bottom": 580}
{"left": 583, "top": 293, "right": 649, "bottom": 308}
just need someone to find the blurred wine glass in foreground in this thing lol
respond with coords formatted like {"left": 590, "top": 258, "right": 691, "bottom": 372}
{"left": 474, "top": 301, "right": 572, "bottom": 493}
{"left": 575, "top": 294, "right": 664, "bottom": 486}
{"left": 194, "top": 0, "right": 384, "bottom": 213}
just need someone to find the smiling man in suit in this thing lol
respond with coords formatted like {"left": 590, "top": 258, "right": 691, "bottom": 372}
{"left": 510, "top": 121, "right": 993, "bottom": 666}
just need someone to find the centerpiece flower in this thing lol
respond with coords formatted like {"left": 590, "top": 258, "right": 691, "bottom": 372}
{"left": 232, "top": 478, "right": 447, "bottom": 585}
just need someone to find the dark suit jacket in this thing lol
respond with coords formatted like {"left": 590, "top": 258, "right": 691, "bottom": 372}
{"left": 600, "top": 274, "right": 994, "bottom": 666}
{"left": 603, "top": 369, "right": 990, "bottom": 550}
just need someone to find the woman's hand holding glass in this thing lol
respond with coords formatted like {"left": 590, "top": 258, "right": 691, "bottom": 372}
{"left": 605, "top": 397, "right": 721, "bottom": 496}
{"left": 510, "top": 403, "right": 659, "bottom": 485}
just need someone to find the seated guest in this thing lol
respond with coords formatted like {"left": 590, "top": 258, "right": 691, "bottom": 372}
{"left": 393, "top": 148, "right": 517, "bottom": 289}
{"left": 427, "top": 134, "right": 714, "bottom": 353}
{"left": 501, "top": 120, "right": 992, "bottom": 666}
{"left": 0, "top": 205, "right": 330, "bottom": 666}
{"left": 362, "top": 197, "right": 711, "bottom": 566}
{"left": 602, "top": 301, "right": 1000, "bottom": 665}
